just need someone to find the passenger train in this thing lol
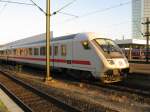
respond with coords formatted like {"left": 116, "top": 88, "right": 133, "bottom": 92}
{"left": 123, "top": 48, "right": 150, "bottom": 60}
{"left": 0, "top": 32, "right": 129, "bottom": 83}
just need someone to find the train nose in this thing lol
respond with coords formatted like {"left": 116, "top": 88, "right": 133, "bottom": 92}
{"left": 103, "top": 69, "right": 121, "bottom": 83}
{"left": 103, "top": 68, "right": 129, "bottom": 83}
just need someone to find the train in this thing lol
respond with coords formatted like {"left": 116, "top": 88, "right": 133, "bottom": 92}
{"left": 0, "top": 32, "right": 129, "bottom": 83}
{"left": 122, "top": 48, "right": 150, "bottom": 60}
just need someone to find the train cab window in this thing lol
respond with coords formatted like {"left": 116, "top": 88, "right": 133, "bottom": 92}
{"left": 40, "top": 47, "right": 46, "bottom": 56}
{"left": 81, "top": 41, "right": 90, "bottom": 50}
{"left": 34, "top": 48, "right": 39, "bottom": 56}
{"left": 54, "top": 46, "right": 58, "bottom": 56}
{"left": 61, "top": 45, "right": 67, "bottom": 56}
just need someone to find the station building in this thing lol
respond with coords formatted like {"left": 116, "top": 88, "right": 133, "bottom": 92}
{"left": 132, "top": 0, "right": 150, "bottom": 39}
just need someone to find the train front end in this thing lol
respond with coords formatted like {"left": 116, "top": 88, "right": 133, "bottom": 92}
{"left": 94, "top": 38, "right": 129, "bottom": 83}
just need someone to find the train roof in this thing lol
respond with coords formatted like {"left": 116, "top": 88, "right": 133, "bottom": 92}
{"left": 0, "top": 32, "right": 106, "bottom": 50}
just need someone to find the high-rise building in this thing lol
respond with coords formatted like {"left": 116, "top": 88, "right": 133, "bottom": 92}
{"left": 132, "top": 0, "right": 150, "bottom": 39}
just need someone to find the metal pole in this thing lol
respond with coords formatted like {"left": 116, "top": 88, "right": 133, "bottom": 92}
{"left": 45, "top": 0, "right": 52, "bottom": 81}
{"left": 146, "top": 17, "right": 149, "bottom": 62}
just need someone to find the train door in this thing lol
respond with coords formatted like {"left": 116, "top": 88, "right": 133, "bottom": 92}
{"left": 57, "top": 41, "right": 72, "bottom": 69}
{"left": 53, "top": 43, "right": 60, "bottom": 67}
{"left": 64, "top": 41, "right": 73, "bottom": 69}
{"left": 50, "top": 45, "right": 54, "bottom": 68}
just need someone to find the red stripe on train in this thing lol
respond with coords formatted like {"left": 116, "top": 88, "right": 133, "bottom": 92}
{"left": 9, "top": 57, "right": 91, "bottom": 65}
{"left": 72, "top": 60, "right": 91, "bottom": 65}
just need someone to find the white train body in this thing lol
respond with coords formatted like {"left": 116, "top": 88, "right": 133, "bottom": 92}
{"left": 0, "top": 32, "right": 129, "bottom": 83}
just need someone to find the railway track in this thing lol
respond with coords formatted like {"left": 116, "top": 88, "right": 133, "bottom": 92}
{"left": 51, "top": 71, "right": 150, "bottom": 99}
{"left": 53, "top": 73, "right": 150, "bottom": 100}
{"left": 1, "top": 64, "right": 150, "bottom": 111}
{"left": 1, "top": 64, "right": 150, "bottom": 99}
{"left": 93, "top": 81, "right": 150, "bottom": 98}
{"left": 69, "top": 76, "right": 150, "bottom": 101}
{"left": 0, "top": 70, "right": 81, "bottom": 112}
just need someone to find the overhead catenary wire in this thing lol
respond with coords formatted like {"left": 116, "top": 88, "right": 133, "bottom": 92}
{"left": 29, "top": 0, "right": 46, "bottom": 14}
{"left": 29, "top": 0, "right": 77, "bottom": 17}
{"left": 0, "top": 0, "right": 34, "bottom": 5}
{"left": 58, "top": 11, "right": 78, "bottom": 18}
{"left": 61, "top": 0, "right": 141, "bottom": 24}
{"left": 80, "top": 1, "right": 131, "bottom": 18}
{"left": 60, "top": 1, "right": 132, "bottom": 24}
{"left": 51, "top": 0, "right": 77, "bottom": 16}
{"left": 0, "top": 0, "right": 77, "bottom": 17}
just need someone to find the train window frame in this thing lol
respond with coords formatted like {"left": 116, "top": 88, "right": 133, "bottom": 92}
{"left": 81, "top": 40, "right": 91, "bottom": 50}
{"left": 61, "top": 45, "right": 67, "bottom": 56}
{"left": 34, "top": 47, "right": 39, "bottom": 56}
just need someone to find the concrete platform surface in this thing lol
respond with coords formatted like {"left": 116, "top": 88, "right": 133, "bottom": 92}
{"left": 0, "top": 89, "right": 24, "bottom": 112}
{"left": 130, "top": 63, "right": 150, "bottom": 74}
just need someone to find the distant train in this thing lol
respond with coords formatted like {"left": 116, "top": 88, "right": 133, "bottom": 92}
{"left": 0, "top": 32, "right": 129, "bottom": 83}
{"left": 122, "top": 48, "right": 150, "bottom": 60}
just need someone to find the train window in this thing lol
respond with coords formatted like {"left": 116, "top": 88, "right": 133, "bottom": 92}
{"left": 61, "top": 45, "right": 67, "bottom": 56}
{"left": 10, "top": 50, "right": 13, "bottom": 55}
{"left": 34, "top": 48, "right": 39, "bottom": 56}
{"left": 20, "top": 49, "right": 24, "bottom": 56}
{"left": 54, "top": 46, "right": 58, "bottom": 56}
{"left": 16, "top": 49, "right": 19, "bottom": 56}
{"left": 29, "top": 48, "right": 32, "bottom": 56}
{"left": 9, "top": 50, "right": 11, "bottom": 55}
{"left": 26, "top": 48, "right": 29, "bottom": 56}
{"left": 40, "top": 47, "right": 46, "bottom": 56}
{"left": 13, "top": 49, "right": 16, "bottom": 55}
{"left": 50, "top": 46, "right": 52, "bottom": 56}
{"left": 6, "top": 50, "right": 8, "bottom": 55}
{"left": 81, "top": 41, "right": 90, "bottom": 50}
{"left": 23, "top": 48, "right": 27, "bottom": 56}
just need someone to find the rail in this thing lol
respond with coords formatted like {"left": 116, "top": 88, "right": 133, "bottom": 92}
{"left": 0, "top": 70, "right": 81, "bottom": 112}
{"left": 0, "top": 82, "right": 32, "bottom": 112}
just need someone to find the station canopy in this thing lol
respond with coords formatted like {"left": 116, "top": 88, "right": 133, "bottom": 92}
{"left": 115, "top": 39, "right": 150, "bottom": 48}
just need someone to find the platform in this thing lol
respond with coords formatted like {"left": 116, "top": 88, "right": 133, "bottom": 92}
{"left": 130, "top": 62, "right": 150, "bottom": 75}
{"left": 0, "top": 89, "right": 24, "bottom": 112}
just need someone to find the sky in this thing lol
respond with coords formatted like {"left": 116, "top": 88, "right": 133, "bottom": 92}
{"left": 0, "top": 0, "right": 132, "bottom": 45}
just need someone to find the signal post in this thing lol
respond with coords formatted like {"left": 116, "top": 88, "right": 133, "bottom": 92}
{"left": 142, "top": 17, "right": 150, "bottom": 62}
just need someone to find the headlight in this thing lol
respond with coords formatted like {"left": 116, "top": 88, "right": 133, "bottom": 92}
{"left": 107, "top": 59, "right": 115, "bottom": 65}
